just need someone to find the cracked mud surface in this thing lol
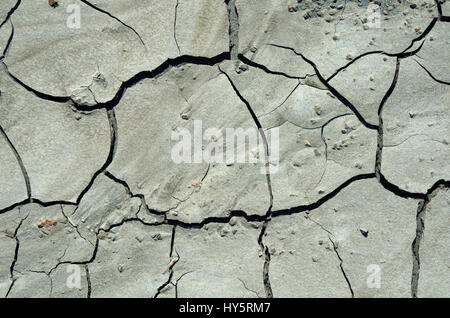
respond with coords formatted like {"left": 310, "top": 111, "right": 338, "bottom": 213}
{"left": 0, "top": 0, "right": 448, "bottom": 298}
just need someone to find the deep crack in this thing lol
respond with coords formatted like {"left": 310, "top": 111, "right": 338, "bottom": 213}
{"left": 225, "top": 0, "right": 239, "bottom": 60}
{"left": 411, "top": 180, "right": 450, "bottom": 297}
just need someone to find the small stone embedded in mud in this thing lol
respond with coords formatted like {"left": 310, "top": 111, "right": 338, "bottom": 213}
{"left": 3, "top": 230, "right": 14, "bottom": 239}
{"left": 152, "top": 233, "right": 162, "bottom": 241}
{"left": 37, "top": 219, "right": 57, "bottom": 228}
{"left": 48, "top": 0, "right": 58, "bottom": 8}
{"left": 239, "top": 64, "right": 249, "bottom": 72}
{"left": 360, "top": 228, "right": 369, "bottom": 237}
{"left": 314, "top": 104, "right": 321, "bottom": 115}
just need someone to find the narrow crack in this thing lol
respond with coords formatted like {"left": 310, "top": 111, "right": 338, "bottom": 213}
{"left": 0, "top": 20, "right": 14, "bottom": 61}
{"left": 72, "top": 108, "right": 118, "bottom": 211}
{"left": 272, "top": 173, "right": 376, "bottom": 218}
{"left": 413, "top": 59, "right": 450, "bottom": 85}
{"left": 326, "top": 50, "right": 384, "bottom": 83}
{"left": 305, "top": 113, "right": 355, "bottom": 193}
{"left": 333, "top": 0, "right": 347, "bottom": 33}
{"left": 2, "top": 62, "right": 69, "bottom": 103}
{"left": 329, "top": 236, "right": 354, "bottom": 298}
{"left": 375, "top": 57, "right": 400, "bottom": 181}
{"left": 237, "top": 277, "right": 261, "bottom": 298}
{"left": 85, "top": 264, "right": 91, "bottom": 298}
{"left": 306, "top": 215, "right": 334, "bottom": 237}
{"left": 219, "top": 65, "right": 274, "bottom": 298}
{"left": 60, "top": 205, "right": 91, "bottom": 245}
{"left": 268, "top": 44, "right": 378, "bottom": 131}
{"left": 305, "top": 216, "right": 353, "bottom": 297}
{"left": 326, "top": 14, "right": 438, "bottom": 83}
{"left": 0, "top": 123, "right": 31, "bottom": 200}
{"left": 374, "top": 57, "right": 428, "bottom": 200}
{"left": 325, "top": 40, "right": 425, "bottom": 83}
{"left": 259, "top": 81, "right": 302, "bottom": 119}
{"left": 28, "top": 270, "right": 52, "bottom": 297}
{"left": 47, "top": 237, "right": 99, "bottom": 276}
{"left": 154, "top": 250, "right": 180, "bottom": 298}
{"left": 79, "top": 0, "right": 145, "bottom": 46}
{"left": 321, "top": 113, "right": 353, "bottom": 160}
{"left": 171, "top": 271, "right": 194, "bottom": 298}
{"left": 261, "top": 246, "right": 273, "bottom": 298}
{"left": 383, "top": 134, "right": 446, "bottom": 148}
{"left": 174, "top": 0, "right": 181, "bottom": 54}
{"left": 49, "top": 272, "right": 53, "bottom": 297}
{"left": 238, "top": 54, "right": 305, "bottom": 80}
{"left": 0, "top": 0, "right": 21, "bottom": 30}
{"left": 5, "top": 211, "right": 28, "bottom": 298}
{"left": 399, "top": 18, "right": 437, "bottom": 56}
{"left": 103, "top": 170, "right": 166, "bottom": 218}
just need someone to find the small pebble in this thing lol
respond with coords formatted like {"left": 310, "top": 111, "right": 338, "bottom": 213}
{"left": 239, "top": 64, "right": 249, "bottom": 72}
{"left": 360, "top": 228, "right": 369, "bottom": 237}
{"left": 152, "top": 233, "right": 162, "bottom": 241}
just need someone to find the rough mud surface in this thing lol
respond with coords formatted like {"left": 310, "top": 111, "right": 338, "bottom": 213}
{"left": 0, "top": 0, "right": 448, "bottom": 298}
